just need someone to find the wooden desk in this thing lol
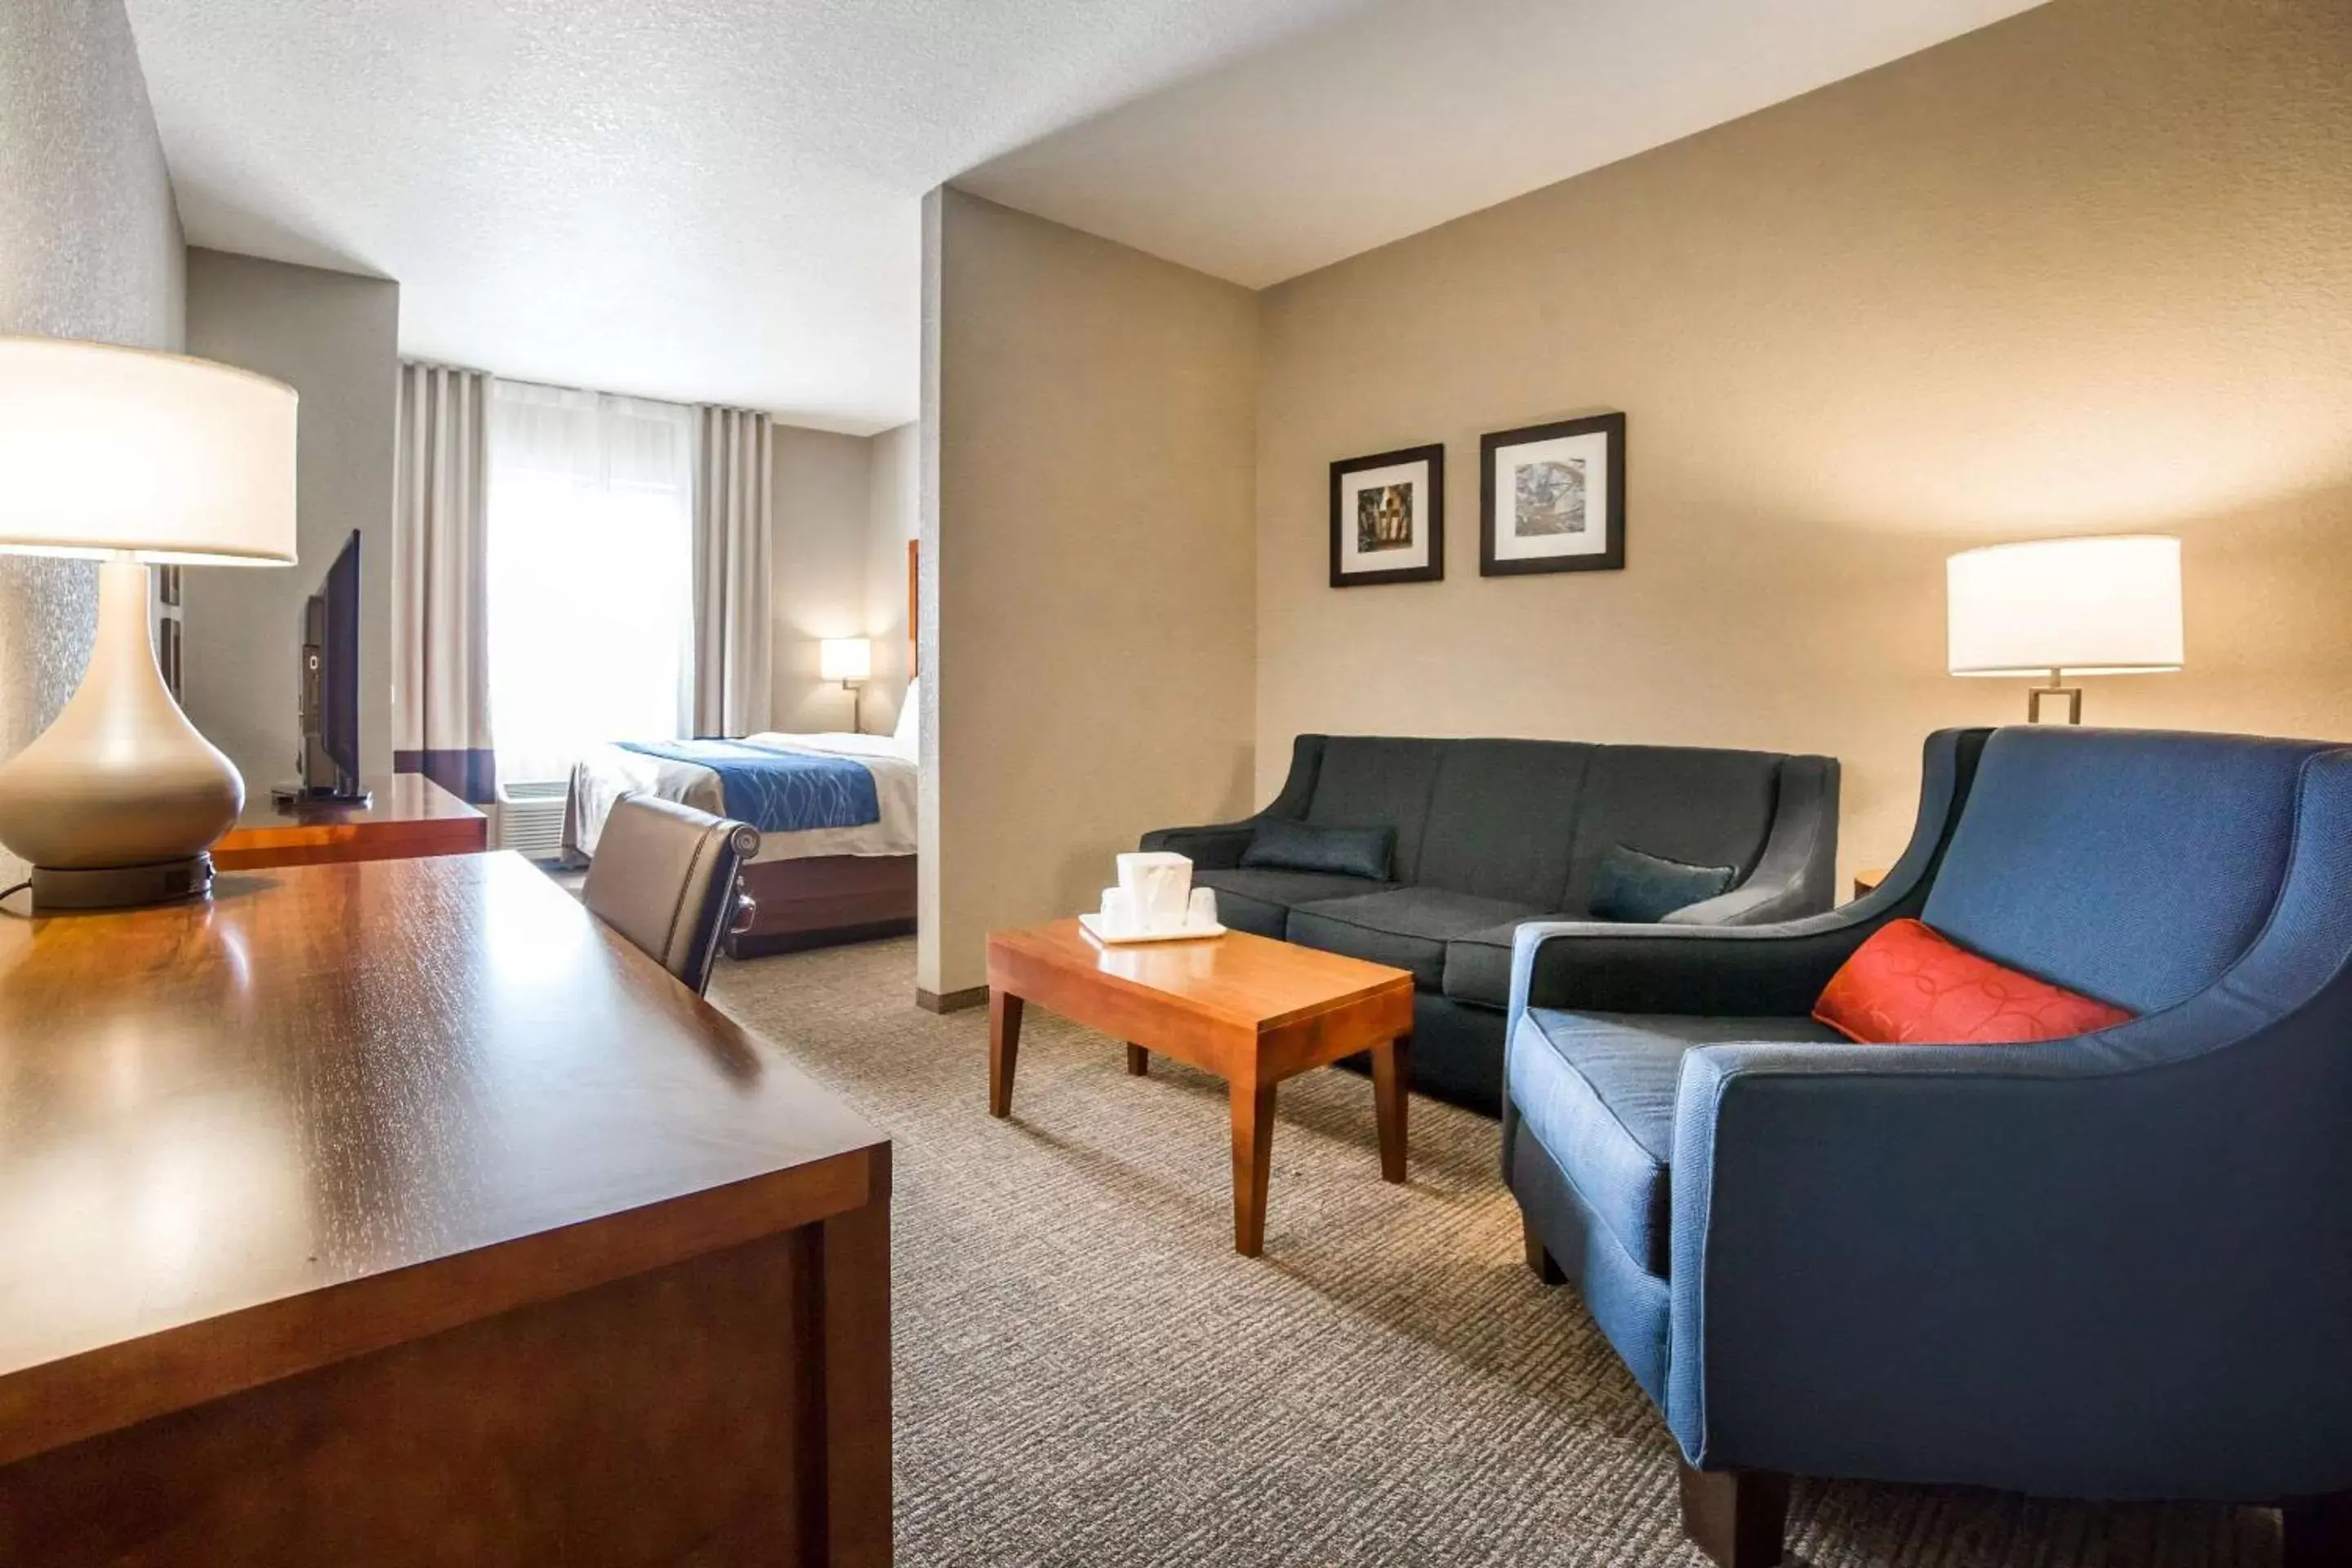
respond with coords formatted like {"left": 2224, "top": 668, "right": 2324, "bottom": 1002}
{"left": 212, "top": 772, "right": 488, "bottom": 870}
{"left": 986, "top": 920, "right": 1413, "bottom": 1256}
{"left": 0, "top": 853, "right": 890, "bottom": 1566}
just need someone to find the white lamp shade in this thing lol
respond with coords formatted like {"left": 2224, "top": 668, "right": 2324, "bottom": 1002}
{"left": 1947, "top": 535, "right": 2184, "bottom": 677}
{"left": 0, "top": 336, "right": 296, "bottom": 565}
{"left": 819, "top": 637, "right": 872, "bottom": 683}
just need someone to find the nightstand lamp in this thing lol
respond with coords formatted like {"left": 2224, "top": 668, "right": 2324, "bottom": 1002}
{"left": 0, "top": 336, "right": 297, "bottom": 909}
{"left": 820, "top": 637, "right": 872, "bottom": 732}
{"left": 1947, "top": 535, "right": 2183, "bottom": 724}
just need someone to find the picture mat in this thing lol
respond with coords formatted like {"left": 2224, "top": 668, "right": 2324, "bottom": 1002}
{"left": 1491, "top": 430, "right": 1610, "bottom": 561}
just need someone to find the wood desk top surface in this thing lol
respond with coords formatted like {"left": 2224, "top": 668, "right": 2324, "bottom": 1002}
{"left": 0, "top": 852, "right": 885, "bottom": 1466}
{"left": 987, "top": 919, "right": 1412, "bottom": 1031}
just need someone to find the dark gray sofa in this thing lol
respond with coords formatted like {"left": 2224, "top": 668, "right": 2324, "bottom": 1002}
{"left": 1140, "top": 735, "right": 1839, "bottom": 1111}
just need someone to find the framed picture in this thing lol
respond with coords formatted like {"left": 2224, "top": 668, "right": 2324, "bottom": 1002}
{"left": 1330, "top": 443, "right": 1444, "bottom": 587}
{"left": 1479, "top": 412, "right": 1625, "bottom": 576}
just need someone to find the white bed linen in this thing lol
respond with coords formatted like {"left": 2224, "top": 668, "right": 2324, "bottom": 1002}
{"left": 566, "top": 731, "right": 916, "bottom": 864}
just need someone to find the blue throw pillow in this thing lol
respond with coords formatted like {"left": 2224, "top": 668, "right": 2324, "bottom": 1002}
{"left": 1240, "top": 819, "right": 1395, "bottom": 881}
{"left": 1588, "top": 844, "right": 1736, "bottom": 923}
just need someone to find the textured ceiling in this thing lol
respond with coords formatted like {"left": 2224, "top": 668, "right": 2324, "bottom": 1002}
{"left": 122, "top": 0, "right": 1367, "bottom": 432}
{"left": 960, "top": 0, "right": 2047, "bottom": 288}
{"left": 125, "top": 0, "right": 2042, "bottom": 432}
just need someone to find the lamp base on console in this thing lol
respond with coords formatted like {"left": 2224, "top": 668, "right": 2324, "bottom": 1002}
{"left": 27, "top": 854, "right": 215, "bottom": 911}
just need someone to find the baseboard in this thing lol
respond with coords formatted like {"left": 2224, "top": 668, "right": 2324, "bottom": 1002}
{"left": 915, "top": 984, "right": 988, "bottom": 1014}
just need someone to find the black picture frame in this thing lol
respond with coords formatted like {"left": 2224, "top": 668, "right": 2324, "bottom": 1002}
{"left": 1329, "top": 443, "right": 1445, "bottom": 588}
{"left": 1479, "top": 412, "right": 1626, "bottom": 577}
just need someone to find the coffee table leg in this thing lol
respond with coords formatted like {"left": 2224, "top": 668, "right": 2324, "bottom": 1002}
{"left": 1370, "top": 1034, "right": 1410, "bottom": 1183}
{"left": 988, "top": 991, "right": 1023, "bottom": 1118}
{"left": 1230, "top": 1077, "right": 1276, "bottom": 1256}
{"left": 1125, "top": 1043, "right": 1149, "bottom": 1076}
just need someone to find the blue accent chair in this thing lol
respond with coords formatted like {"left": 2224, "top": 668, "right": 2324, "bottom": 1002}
{"left": 1502, "top": 727, "right": 2352, "bottom": 1566}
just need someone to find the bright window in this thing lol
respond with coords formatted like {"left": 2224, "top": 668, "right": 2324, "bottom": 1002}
{"left": 486, "top": 381, "right": 694, "bottom": 784}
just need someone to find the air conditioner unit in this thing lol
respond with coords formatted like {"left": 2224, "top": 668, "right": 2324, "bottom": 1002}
{"left": 495, "top": 779, "right": 569, "bottom": 862}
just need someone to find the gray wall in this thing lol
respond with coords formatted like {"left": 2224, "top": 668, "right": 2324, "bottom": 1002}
{"left": 0, "top": 0, "right": 186, "bottom": 884}
{"left": 182, "top": 248, "right": 399, "bottom": 789}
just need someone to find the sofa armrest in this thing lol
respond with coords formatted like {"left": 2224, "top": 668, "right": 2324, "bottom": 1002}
{"left": 1138, "top": 820, "right": 1260, "bottom": 870}
{"left": 1661, "top": 1004, "right": 2352, "bottom": 1498}
{"left": 1663, "top": 755, "right": 1840, "bottom": 927}
{"left": 1660, "top": 880, "right": 1807, "bottom": 927}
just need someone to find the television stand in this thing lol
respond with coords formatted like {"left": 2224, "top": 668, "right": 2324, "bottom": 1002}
{"left": 221, "top": 775, "right": 484, "bottom": 870}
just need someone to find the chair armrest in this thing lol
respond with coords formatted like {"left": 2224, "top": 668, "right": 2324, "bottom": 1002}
{"left": 1507, "top": 910, "right": 1887, "bottom": 1019}
{"left": 1661, "top": 1010, "right": 2352, "bottom": 1498}
{"left": 1138, "top": 820, "right": 1260, "bottom": 870}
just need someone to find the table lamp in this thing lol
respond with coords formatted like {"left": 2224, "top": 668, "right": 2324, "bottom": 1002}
{"left": 1946, "top": 535, "right": 2183, "bottom": 724}
{"left": 0, "top": 336, "right": 297, "bottom": 909}
{"left": 820, "top": 636, "right": 872, "bottom": 732}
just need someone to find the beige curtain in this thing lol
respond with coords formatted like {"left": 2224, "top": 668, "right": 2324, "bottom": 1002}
{"left": 692, "top": 407, "right": 773, "bottom": 737}
{"left": 392, "top": 363, "right": 496, "bottom": 801}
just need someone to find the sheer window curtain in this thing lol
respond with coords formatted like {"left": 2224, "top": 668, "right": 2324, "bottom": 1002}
{"left": 486, "top": 381, "right": 695, "bottom": 785}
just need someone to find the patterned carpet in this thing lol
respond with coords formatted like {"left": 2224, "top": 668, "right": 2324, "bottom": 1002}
{"left": 710, "top": 938, "right": 2278, "bottom": 1568}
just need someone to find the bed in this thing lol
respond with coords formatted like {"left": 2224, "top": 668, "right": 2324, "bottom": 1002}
{"left": 564, "top": 716, "right": 916, "bottom": 956}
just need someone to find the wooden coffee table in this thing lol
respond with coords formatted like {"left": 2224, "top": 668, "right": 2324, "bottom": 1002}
{"left": 985, "top": 919, "right": 1415, "bottom": 1256}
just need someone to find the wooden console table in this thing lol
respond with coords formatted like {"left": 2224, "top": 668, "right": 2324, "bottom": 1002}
{"left": 0, "top": 853, "right": 890, "bottom": 1566}
{"left": 211, "top": 772, "right": 487, "bottom": 870}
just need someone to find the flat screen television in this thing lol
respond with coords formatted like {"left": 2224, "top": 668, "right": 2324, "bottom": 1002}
{"left": 276, "top": 528, "right": 369, "bottom": 807}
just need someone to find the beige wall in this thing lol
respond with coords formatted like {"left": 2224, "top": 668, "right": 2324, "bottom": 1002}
{"left": 863, "top": 421, "right": 920, "bottom": 739}
{"left": 1255, "top": 0, "right": 2352, "bottom": 886}
{"left": 764, "top": 420, "right": 920, "bottom": 737}
{"left": 921, "top": 189, "right": 1258, "bottom": 996}
{"left": 181, "top": 249, "right": 400, "bottom": 791}
{"left": 768, "top": 422, "right": 878, "bottom": 733}
{"left": 0, "top": 0, "right": 185, "bottom": 885}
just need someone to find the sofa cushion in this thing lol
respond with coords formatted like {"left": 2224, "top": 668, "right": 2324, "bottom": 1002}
{"left": 1240, "top": 818, "right": 1396, "bottom": 880}
{"left": 1565, "top": 746, "right": 1784, "bottom": 916}
{"left": 1414, "top": 740, "right": 1593, "bottom": 906}
{"left": 1922, "top": 727, "right": 2325, "bottom": 1015}
{"left": 1303, "top": 737, "right": 1447, "bottom": 883}
{"left": 1286, "top": 887, "right": 1542, "bottom": 990}
{"left": 1588, "top": 843, "right": 1738, "bottom": 924}
{"left": 1196, "top": 867, "right": 1393, "bottom": 938}
{"left": 1508, "top": 1008, "right": 1841, "bottom": 1275}
{"left": 1441, "top": 917, "right": 1562, "bottom": 1009}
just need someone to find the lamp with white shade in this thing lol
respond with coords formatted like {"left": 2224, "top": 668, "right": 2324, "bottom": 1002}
{"left": 819, "top": 636, "right": 872, "bottom": 732}
{"left": 1946, "top": 535, "right": 2184, "bottom": 724}
{"left": 0, "top": 336, "right": 298, "bottom": 910}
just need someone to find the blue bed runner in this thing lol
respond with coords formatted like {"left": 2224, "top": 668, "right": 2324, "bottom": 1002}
{"left": 614, "top": 739, "right": 880, "bottom": 833}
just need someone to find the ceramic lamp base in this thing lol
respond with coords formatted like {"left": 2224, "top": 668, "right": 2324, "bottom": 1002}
{"left": 28, "top": 854, "right": 214, "bottom": 911}
{"left": 0, "top": 558, "right": 243, "bottom": 905}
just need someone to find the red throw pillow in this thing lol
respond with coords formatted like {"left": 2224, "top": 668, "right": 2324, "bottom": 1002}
{"left": 1814, "top": 918, "right": 2134, "bottom": 1045}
